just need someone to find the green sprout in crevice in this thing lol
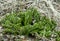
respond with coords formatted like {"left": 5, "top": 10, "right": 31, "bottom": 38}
{"left": 0, "top": 8, "right": 59, "bottom": 40}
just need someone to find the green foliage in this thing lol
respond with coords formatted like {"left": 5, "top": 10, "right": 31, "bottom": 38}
{"left": 55, "top": 31, "right": 60, "bottom": 41}
{"left": 24, "top": 10, "right": 33, "bottom": 25}
{"left": 56, "top": 36, "right": 60, "bottom": 41}
{"left": 0, "top": 8, "right": 57, "bottom": 39}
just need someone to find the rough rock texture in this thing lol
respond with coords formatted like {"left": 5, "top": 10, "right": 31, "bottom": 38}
{"left": 0, "top": 0, "right": 60, "bottom": 41}
{"left": 0, "top": 0, "right": 60, "bottom": 33}
{"left": 0, "top": 0, "right": 20, "bottom": 16}
{"left": 0, "top": 0, "right": 60, "bottom": 27}
{"left": 20, "top": 0, "right": 60, "bottom": 31}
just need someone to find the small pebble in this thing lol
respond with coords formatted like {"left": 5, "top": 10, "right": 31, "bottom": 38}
{"left": 20, "top": 35, "right": 25, "bottom": 39}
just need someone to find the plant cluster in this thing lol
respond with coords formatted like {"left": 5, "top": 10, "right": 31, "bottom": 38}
{"left": 0, "top": 8, "right": 60, "bottom": 40}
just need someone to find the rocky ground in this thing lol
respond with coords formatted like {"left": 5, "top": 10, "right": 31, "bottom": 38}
{"left": 0, "top": 0, "right": 60, "bottom": 41}
{"left": 0, "top": 0, "right": 60, "bottom": 26}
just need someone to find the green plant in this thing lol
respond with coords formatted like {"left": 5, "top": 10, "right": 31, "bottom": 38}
{"left": 0, "top": 8, "right": 57, "bottom": 39}
{"left": 55, "top": 31, "right": 60, "bottom": 41}
{"left": 1, "top": 13, "right": 21, "bottom": 35}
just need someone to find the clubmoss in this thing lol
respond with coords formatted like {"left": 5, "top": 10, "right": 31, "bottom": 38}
{"left": 0, "top": 8, "right": 58, "bottom": 39}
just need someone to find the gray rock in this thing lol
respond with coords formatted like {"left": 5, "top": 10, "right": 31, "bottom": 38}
{"left": 4, "top": 39, "right": 8, "bottom": 41}
{"left": 0, "top": 0, "right": 21, "bottom": 16}
{"left": 20, "top": 35, "right": 25, "bottom": 39}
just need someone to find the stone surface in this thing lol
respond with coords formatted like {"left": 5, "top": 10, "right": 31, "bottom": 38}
{"left": 1, "top": 0, "right": 60, "bottom": 27}
{"left": 0, "top": 0, "right": 60, "bottom": 41}
{"left": 0, "top": 0, "right": 20, "bottom": 15}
